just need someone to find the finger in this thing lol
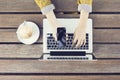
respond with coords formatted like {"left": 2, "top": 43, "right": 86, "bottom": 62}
{"left": 53, "top": 33, "right": 57, "bottom": 41}
{"left": 72, "top": 37, "right": 78, "bottom": 47}
{"left": 73, "top": 33, "right": 76, "bottom": 39}
{"left": 83, "top": 39, "right": 86, "bottom": 46}
{"left": 76, "top": 40, "right": 82, "bottom": 48}
{"left": 78, "top": 39, "right": 84, "bottom": 48}
{"left": 66, "top": 33, "right": 68, "bottom": 41}
{"left": 81, "top": 38, "right": 87, "bottom": 46}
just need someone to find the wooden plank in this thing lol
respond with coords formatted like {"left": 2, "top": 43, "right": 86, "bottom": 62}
{"left": 93, "top": 0, "right": 120, "bottom": 12}
{"left": 0, "top": 75, "right": 120, "bottom": 80}
{"left": 0, "top": 44, "right": 42, "bottom": 58}
{"left": 0, "top": 14, "right": 44, "bottom": 28}
{"left": 0, "top": 44, "right": 120, "bottom": 58}
{"left": 0, "top": 60, "right": 119, "bottom": 73}
{"left": 0, "top": 0, "right": 119, "bottom": 12}
{"left": 0, "top": 29, "right": 43, "bottom": 43}
{"left": 93, "top": 44, "right": 120, "bottom": 58}
{"left": 90, "top": 14, "right": 120, "bottom": 28}
{"left": 0, "top": 29, "right": 120, "bottom": 43}
{"left": 93, "top": 29, "right": 120, "bottom": 43}
{"left": 0, "top": 14, "right": 119, "bottom": 28}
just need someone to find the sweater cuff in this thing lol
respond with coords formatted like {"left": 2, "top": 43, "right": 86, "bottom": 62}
{"left": 41, "top": 4, "right": 55, "bottom": 15}
{"left": 78, "top": 4, "right": 92, "bottom": 13}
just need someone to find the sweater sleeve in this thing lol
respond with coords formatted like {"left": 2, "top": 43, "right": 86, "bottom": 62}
{"left": 34, "top": 0, "right": 55, "bottom": 14}
{"left": 77, "top": 0, "right": 93, "bottom": 13}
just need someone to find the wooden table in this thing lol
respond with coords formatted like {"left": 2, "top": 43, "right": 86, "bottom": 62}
{"left": 0, "top": 0, "right": 120, "bottom": 80}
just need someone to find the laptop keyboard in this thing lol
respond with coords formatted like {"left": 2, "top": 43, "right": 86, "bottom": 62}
{"left": 47, "top": 33, "right": 89, "bottom": 50}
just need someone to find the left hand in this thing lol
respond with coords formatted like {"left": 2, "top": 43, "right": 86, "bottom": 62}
{"left": 72, "top": 23, "right": 86, "bottom": 48}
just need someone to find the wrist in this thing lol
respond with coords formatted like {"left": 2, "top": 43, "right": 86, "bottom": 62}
{"left": 80, "top": 10, "right": 89, "bottom": 21}
{"left": 77, "top": 25, "right": 86, "bottom": 29}
{"left": 77, "top": 22, "right": 87, "bottom": 29}
{"left": 80, "top": 10, "right": 89, "bottom": 19}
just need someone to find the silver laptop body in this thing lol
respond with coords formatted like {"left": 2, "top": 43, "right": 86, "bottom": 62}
{"left": 43, "top": 18, "right": 93, "bottom": 60}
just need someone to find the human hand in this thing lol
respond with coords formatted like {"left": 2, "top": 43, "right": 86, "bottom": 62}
{"left": 51, "top": 27, "right": 57, "bottom": 41}
{"left": 72, "top": 23, "right": 86, "bottom": 48}
{"left": 72, "top": 10, "right": 89, "bottom": 48}
{"left": 45, "top": 11, "right": 59, "bottom": 41}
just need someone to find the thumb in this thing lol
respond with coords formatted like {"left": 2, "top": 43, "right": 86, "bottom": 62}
{"left": 53, "top": 33, "right": 57, "bottom": 41}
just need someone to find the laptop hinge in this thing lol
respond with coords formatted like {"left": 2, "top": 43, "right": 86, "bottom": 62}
{"left": 50, "top": 51, "right": 86, "bottom": 56}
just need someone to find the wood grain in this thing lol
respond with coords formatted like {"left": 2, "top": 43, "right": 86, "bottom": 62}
{"left": 0, "top": 14, "right": 44, "bottom": 28}
{"left": 0, "top": 14, "right": 120, "bottom": 28}
{"left": 0, "top": 0, "right": 119, "bottom": 12}
{"left": 0, "top": 44, "right": 120, "bottom": 58}
{"left": 0, "top": 60, "right": 119, "bottom": 73}
{"left": 0, "top": 75, "right": 120, "bottom": 80}
{"left": 0, "top": 44, "right": 42, "bottom": 58}
{"left": 93, "top": 29, "right": 120, "bottom": 43}
{"left": 93, "top": 44, "right": 120, "bottom": 58}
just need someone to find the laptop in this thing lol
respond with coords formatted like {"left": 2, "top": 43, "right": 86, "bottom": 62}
{"left": 43, "top": 18, "right": 93, "bottom": 60}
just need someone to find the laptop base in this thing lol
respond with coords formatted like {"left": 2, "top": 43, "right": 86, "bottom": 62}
{"left": 43, "top": 54, "right": 93, "bottom": 60}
